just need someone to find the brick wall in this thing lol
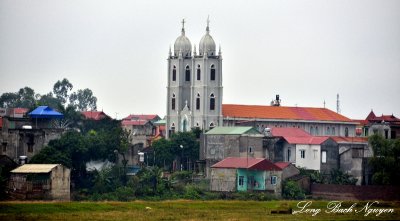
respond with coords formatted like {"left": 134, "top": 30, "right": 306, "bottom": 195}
{"left": 311, "top": 184, "right": 400, "bottom": 200}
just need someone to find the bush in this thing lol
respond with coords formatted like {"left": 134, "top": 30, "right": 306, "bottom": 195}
{"left": 184, "top": 185, "right": 202, "bottom": 199}
{"left": 282, "top": 180, "right": 305, "bottom": 200}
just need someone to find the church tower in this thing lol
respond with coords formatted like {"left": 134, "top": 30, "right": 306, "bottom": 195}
{"left": 166, "top": 19, "right": 223, "bottom": 138}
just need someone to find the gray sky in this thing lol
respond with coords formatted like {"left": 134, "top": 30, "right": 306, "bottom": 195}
{"left": 1, "top": 0, "right": 399, "bottom": 120}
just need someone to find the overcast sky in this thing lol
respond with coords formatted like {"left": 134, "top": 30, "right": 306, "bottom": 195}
{"left": 1, "top": 0, "right": 399, "bottom": 120}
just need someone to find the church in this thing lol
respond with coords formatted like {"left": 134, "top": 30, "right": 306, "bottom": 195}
{"left": 166, "top": 19, "right": 357, "bottom": 138}
{"left": 166, "top": 19, "right": 223, "bottom": 138}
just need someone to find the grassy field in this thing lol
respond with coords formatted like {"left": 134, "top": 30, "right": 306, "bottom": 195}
{"left": 0, "top": 200, "right": 399, "bottom": 220}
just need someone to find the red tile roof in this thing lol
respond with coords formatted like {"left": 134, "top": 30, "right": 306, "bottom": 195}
{"left": 81, "top": 111, "right": 110, "bottom": 120}
{"left": 13, "top": 108, "right": 29, "bottom": 115}
{"left": 222, "top": 104, "right": 353, "bottom": 122}
{"left": 121, "top": 120, "right": 149, "bottom": 126}
{"left": 364, "top": 111, "right": 400, "bottom": 123}
{"left": 275, "top": 162, "right": 291, "bottom": 169}
{"left": 330, "top": 136, "right": 368, "bottom": 144}
{"left": 271, "top": 127, "right": 329, "bottom": 145}
{"left": 211, "top": 157, "right": 281, "bottom": 171}
{"left": 123, "top": 114, "right": 159, "bottom": 121}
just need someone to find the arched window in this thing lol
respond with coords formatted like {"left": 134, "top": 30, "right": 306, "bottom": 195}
{"left": 315, "top": 126, "right": 319, "bottom": 135}
{"left": 170, "top": 123, "right": 175, "bottom": 134}
{"left": 345, "top": 127, "right": 349, "bottom": 137}
{"left": 197, "top": 65, "right": 201, "bottom": 80}
{"left": 196, "top": 93, "right": 200, "bottom": 110}
{"left": 209, "top": 122, "right": 215, "bottom": 129}
{"left": 182, "top": 119, "right": 187, "bottom": 132}
{"left": 172, "top": 66, "right": 176, "bottom": 81}
{"left": 310, "top": 126, "right": 314, "bottom": 135}
{"left": 210, "top": 64, "right": 216, "bottom": 80}
{"left": 332, "top": 127, "right": 335, "bottom": 135}
{"left": 185, "top": 65, "right": 190, "bottom": 81}
{"left": 209, "top": 93, "right": 215, "bottom": 110}
{"left": 171, "top": 94, "right": 176, "bottom": 110}
{"left": 195, "top": 122, "right": 200, "bottom": 128}
{"left": 327, "top": 127, "right": 330, "bottom": 135}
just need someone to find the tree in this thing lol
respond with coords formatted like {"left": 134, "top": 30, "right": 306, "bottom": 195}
{"left": 37, "top": 92, "right": 62, "bottom": 109}
{"left": 0, "top": 87, "right": 36, "bottom": 109}
{"left": 69, "top": 88, "right": 97, "bottom": 111}
{"left": 53, "top": 78, "right": 73, "bottom": 105}
{"left": 0, "top": 92, "right": 19, "bottom": 108}
{"left": 369, "top": 134, "right": 400, "bottom": 185}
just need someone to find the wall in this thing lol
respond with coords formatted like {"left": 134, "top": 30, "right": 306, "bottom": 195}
{"left": 311, "top": 184, "right": 400, "bottom": 200}
{"left": 237, "top": 169, "right": 266, "bottom": 191}
{"left": 281, "top": 164, "right": 300, "bottom": 180}
{"left": 50, "top": 165, "right": 70, "bottom": 201}
{"left": 295, "top": 144, "right": 320, "bottom": 170}
{"left": 210, "top": 168, "right": 236, "bottom": 192}
{"left": 320, "top": 139, "right": 339, "bottom": 175}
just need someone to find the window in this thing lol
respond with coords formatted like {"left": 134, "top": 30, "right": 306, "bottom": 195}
{"left": 185, "top": 66, "right": 190, "bottom": 81}
{"left": 287, "top": 149, "right": 291, "bottom": 161}
{"left": 238, "top": 176, "right": 244, "bottom": 186}
{"left": 210, "top": 64, "right": 216, "bottom": 80}
{"left": 332, "top": 127, "right": 336, "bottom": 135}
{"left": 170, "top": 123, "right": 175, "bottom": 135}
{"left": 310, "top": 126, "right": 314, "bottom": 135}
{"left": 210, "top": 93, "right": 215, "bottom": 110}
{"left": 171, "top": 94, "right": 176, "bottom": 110}
{"left": 28, "top": 144, "right": 33, "bottom": 153}
{"left": 209, "top": 122, "right": 215, "bottom": 129}
{"left": 313, "top": 150, "right": 318, "bottom": 159}
{"left": 2, "top": 143, "right": 7, "bottom": 153}
{"left": 172, "top": 66, "right": 176, "bottom": 81}
{"left": 248, "top": 146, "right": 253, "bottom": 153}
{"left": 322, "top": 151, "right": 327, "bottom": 163}
{"left": 270, "top": 176, "right": 277, "bottom": 185}
{"left": 197, "top": 65, "right": 201, "bottom": 80}
{"left": 300, "top": 150, "right": 305, "bottom": 159}
{"left": 327, "top": 127, "right": 330, "bottom": 135}
{"left": 196, "top": 93, "right": 200, "bottom": 110}
{"left": 315, "top": 126, "right": 319, "bottom": 135}
{"left": 345, "top": 127, "right": 349, "bottom": 137}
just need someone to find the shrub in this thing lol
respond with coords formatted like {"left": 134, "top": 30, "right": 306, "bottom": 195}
{"left": 282, "top": 180, "right": 305, "bottom": 200}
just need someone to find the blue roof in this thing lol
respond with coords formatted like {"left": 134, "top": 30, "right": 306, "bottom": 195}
{"left": 28, "top": 106, "right": 64, "bottom": 119}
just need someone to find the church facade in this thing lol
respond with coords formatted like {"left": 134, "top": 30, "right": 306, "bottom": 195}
{"left": 166, "top": 20, "right": 223, "bottom": 137}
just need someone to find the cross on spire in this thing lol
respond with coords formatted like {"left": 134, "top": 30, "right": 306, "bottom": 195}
{"left": 181, "top": 18, "right": 186, "bottom": 35}
{"left": 206, "top": 16, "right": 210, "bottom": 33}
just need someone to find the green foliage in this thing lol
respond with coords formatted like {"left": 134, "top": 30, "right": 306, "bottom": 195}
{"left": 282, "top": 180, "right": 305, "bottom": 200}
{"left": 0, "top": 87, "right": 36, "bottom": 109}
{"left": 329, "top": 169, "right": 357, "bottom": 185}
{"left": 369, "top": 134, "right": 400, "bottom": 185}
{"left": 69, "top": 88, "right": 97, "bottom": 111}
{"left": 53, "top": 78, "right": 73, "bottom": 105}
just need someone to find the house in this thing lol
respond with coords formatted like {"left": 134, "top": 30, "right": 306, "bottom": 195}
{"left": 222, "top": 103, "right": 358, "bottom": 137}
{"left": 275, "top": 162, "right": 300, "bottom": 180}
{"left": 332, "top": 136, "right": 371, "bottom": 185}
{"left": 355, "top": 111, "right": 400, "bottom": 139}
{"left": 199, "top": 126, "right": 263, "bottom": 177}
{"left": 81, "top": 110, "right": 111, "bottom": 120}
{"left": 269, "top": 127, "right": 338, "bottom": 175}
{"left": 0, "top": 107, "right": 64, "bottom": 162}
{"left": 210, "top": 157, "right": 282, "bottom": 195}
{"left": 8, "top": 164, "right": 70, "bottom": 201}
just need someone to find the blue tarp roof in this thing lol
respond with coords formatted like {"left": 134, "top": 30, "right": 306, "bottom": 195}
{"left": 28, "top": 106, "right": 64, "bottom": 119}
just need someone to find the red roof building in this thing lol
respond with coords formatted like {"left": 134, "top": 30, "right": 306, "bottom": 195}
{"left": 271, "top": 127, "right": 329, "bottom": 145}
{"left": 357, "top": 110, "right": 400, "bottom": 139}
{"left": 222, "top": 104, "right": 357, "bottom": 137}
{"left": 81, "top": 111, "right": 110, "bottom": 120}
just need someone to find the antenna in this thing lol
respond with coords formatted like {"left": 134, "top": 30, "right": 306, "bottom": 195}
{"left": 336, "top": 94, "right": 341, "bottom": 114}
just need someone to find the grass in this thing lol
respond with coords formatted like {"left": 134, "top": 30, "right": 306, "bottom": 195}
{"left": 0, "top": 200, "right": 399, "bottom": 220}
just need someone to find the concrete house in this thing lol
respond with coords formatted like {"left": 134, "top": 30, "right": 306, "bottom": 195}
{"left": 269, "top": 128, "right": 338, "bottom": 175}
{"left": 275, "top": 162, "right": 300, "bottom": 180}
{"left": 210, "top": 157, "right": 282, "bottom": 195}
{"left": 8, "top": 164, "right": 70, "bottom": 201}
{"left": 199, "top": 126, "right": 263, "bottom": 177}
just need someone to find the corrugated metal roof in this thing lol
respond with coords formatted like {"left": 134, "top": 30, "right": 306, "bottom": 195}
{"left": 11, "top": 164, "right": 59, "bottom": 173}
{"left": 206, "top": 126, "right": 260, "bottom": 135}
{"left": 211, "top": 157, "right": 281, "bottom": 171}
{"left": 271, "top": 128, "right": 329, "bottom": 145}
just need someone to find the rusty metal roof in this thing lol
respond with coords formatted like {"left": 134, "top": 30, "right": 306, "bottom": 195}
{"left": 11, "top": 164, "right": 59, "bottom": 173}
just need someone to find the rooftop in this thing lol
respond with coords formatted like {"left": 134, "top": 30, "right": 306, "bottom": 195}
{"left": 211, "top": 157, "right": 281, "bottom": 171}
{"left": 11, "top": 164, "right": 60, "bottom": 173}
{"left": 206, "top": 126, "right": 260, "bottom": 135}
{"left": 222, "top": 104, "right": 353, "bottom": 123}
{"left": 271, "top": 127, "right": 329, "bottom": 145}
{"left": 81, "top": 111, "right": 110, "bottom": 120}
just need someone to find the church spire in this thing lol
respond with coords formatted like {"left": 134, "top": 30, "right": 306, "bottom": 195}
{"left": 206, "top": 16, "right": 210, "bottom": 34}
{"left": 181, "top": 18, "right": 186, "bottom": 35}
